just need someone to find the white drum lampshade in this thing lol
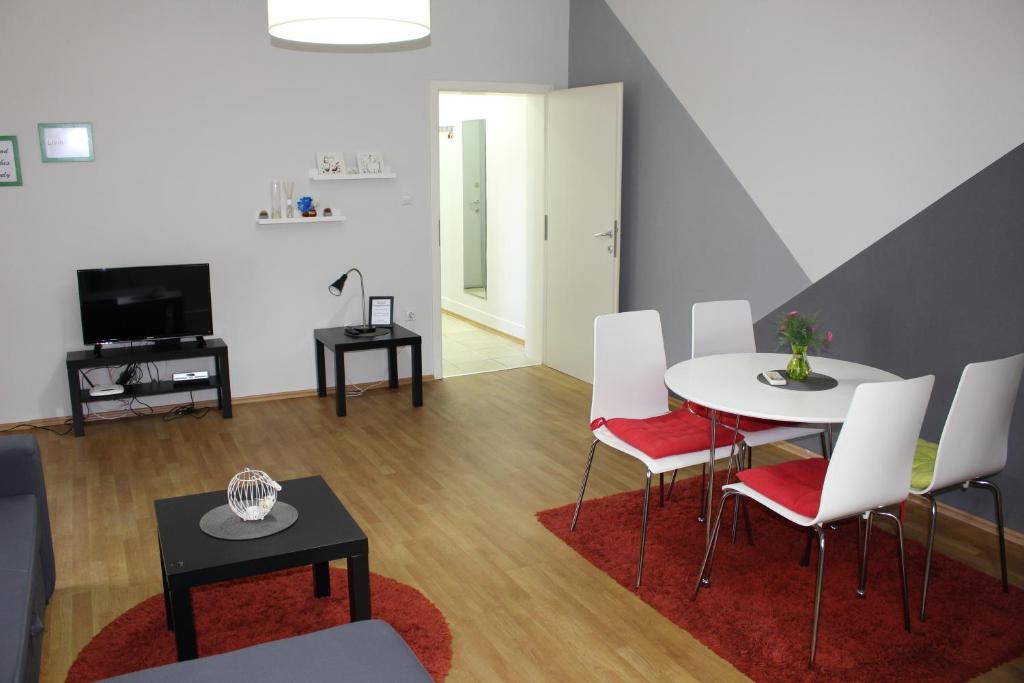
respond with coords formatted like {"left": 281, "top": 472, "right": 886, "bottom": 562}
{"left": 268, "top": 0, "right": 431, "bottom": 45}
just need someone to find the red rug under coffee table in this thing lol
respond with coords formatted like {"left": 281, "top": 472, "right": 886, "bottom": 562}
{"left": 537, "top": 475, "right": 1024, "bottom": 682}
{"left": 66, "top": 567, "right": 452, "bottom": 682}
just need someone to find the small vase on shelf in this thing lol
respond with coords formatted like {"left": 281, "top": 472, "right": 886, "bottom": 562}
{"left": 787, "top": 344, "right": 810, "bottom": 381}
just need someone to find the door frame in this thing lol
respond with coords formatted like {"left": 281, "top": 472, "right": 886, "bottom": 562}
{"left": 429, "top": 80, "right": 553, "bottom": 379}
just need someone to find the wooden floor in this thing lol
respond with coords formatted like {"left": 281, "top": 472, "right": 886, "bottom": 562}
{"left": 31, "top": 366, "right": 1024, "bottom": 681}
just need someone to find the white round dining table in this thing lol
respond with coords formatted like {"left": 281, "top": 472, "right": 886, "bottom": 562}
{"left": 664, "top": 352, "right": 901, "bottom": 424}
{"left": 663, "top": 353, "right": 900, "bottom": 540}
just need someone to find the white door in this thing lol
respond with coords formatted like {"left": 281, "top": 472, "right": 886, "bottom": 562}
{"left": 544, "top": 83, "right": 623, "bottom": 382}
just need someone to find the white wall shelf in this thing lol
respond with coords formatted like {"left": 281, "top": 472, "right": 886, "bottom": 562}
{"left": 257, "top": 216, "right": 346, "bottom": 225}
{"left": 308, "top": 170, "right": 397, "bottom": 181}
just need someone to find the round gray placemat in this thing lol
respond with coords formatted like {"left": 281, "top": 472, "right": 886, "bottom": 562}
{"left": 757, "top": 370, "right": 839, "bottom": 391}
{"left": 199, "top": 502, "right": 298, "bottom": 540}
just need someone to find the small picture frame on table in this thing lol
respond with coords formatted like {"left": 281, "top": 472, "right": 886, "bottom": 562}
{"left": 0, "top": 136, "right": 23, "bottom": 186}
{"left": 368, "top": 296, "right": 394, "bottom": 328}
{"left": 38, "top": 122, "right": 94, "bottom": 162}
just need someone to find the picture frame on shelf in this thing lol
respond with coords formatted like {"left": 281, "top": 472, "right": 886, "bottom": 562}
{"left": 315, "top": 152, "right": 346, "bottom": 177}
{"left": 0, "top": 135, "right": 23, "bottom": 187}
{"left": 368, "top": 296, "right": 394, "bottom": 328}
{"left": 38, "top": 122, "right": 94, "bottom": 162}
{"left": 356, "top": 151, "right": 384, "bottom": 175}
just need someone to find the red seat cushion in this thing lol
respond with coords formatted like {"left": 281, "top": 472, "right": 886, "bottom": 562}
{"left": 687, "top": 401, "right": 790, "bottom": 432}
{"left": 591, "top": 410, "right": 739, "bottom": 459}
{"left": 736, "top": 458, "right": 828, "bottom": 518}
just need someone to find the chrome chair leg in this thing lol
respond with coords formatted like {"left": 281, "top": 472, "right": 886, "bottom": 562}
{"left": 692, "top": 489, "right": 740, "bottom": 598}
{"left": 920, "top": 494, "right": 937, "bottom": 620}
{"left": 730, "top": 443, "right": 752, "bottom": 545}
{"left": 819, "top": 432, "right": 828, "bottom": 458}
{"left": 659, "top": 472, "right": 665, "bottom": 507}
{"left": 856, "top": 512, "right": 873, "bottom": 599}
{"left": 809, "top": 525, "right": 827, "bottom": 669}
{"left": 872, "top": 509, "right": 911, "bottom": 632}
{"left": 636, "top": 470, "right": 653, "bottom": 589}
{"left": 746, "top": 444, "right": 753, "bottom": 469}
{"left": 667, "top": 469, "right": 678, "bottom": 500}
{"left": 702, "top": 410, "right": 718, "bottom": 541}
{"left": 697, "top": 463, "right": 707, "bottom": 523}
{"left": 970, "top": 480, "right": 1009, "bottom": 592}
{"left": 570, "top": 440, "right": 598, "bottom": 531}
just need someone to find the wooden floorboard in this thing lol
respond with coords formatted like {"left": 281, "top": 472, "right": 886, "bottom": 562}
{"left": 30, "top": 365, "right": 1024, "bottom": 681}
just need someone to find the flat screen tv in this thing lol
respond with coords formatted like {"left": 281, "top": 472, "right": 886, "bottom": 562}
{"left": 77, "top": 264, "right": 213, "bottom": 345}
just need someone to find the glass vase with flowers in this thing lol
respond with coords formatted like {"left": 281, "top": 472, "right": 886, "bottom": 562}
{"left": 776, "top": 310, "right": 833, "bottom": 381}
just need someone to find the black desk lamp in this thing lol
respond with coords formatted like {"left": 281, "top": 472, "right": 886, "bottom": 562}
{"left": 329, "top": 268, "right": 387, "bottom": 337}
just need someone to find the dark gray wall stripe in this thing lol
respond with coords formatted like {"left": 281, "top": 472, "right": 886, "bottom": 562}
{"left": 568, "top": 0, "right": 810, "bottom": 366}
{"left": 755, "top": 142, "right": 1024, "bottom": 531}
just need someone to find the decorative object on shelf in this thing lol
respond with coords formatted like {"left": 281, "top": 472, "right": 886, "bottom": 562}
{"left": 284, "top": 181, "right": 295, "bottom": 218}
{"left": 0, "top": 135, "right": 22, "bottom": 187}
{"left": 297, "top": 195, "right": 313, "bottom": 216}
{"left": 368, "top": 296, "right": 394, "bottom": 328}
{"left": 227, "top": 468, "right": 282, "bottom": 521}
{"left": 329, "top": 268, "right": 389, "bottom": 337}
{"left": 775, "top": 310, "right": 833, "bottom": 381}
{"left": 268, "top": 0, "right": 431, "bottom": 46}
{"left": 38, "top": 122, "right": 94, "bottom": 162}
{"left": 357, "top": 151, "right": 384, "bottom": 175}
{"left": 316, "top": 152, "right": 346, "bottom": 177}
{"left": 258, "top": 209, "right": 269, "bottom": 220}
{"left": 323, "top": 207, "right": 333, "bottom": 217}
{"left": 270, "top": 180, "right": 283, "bottom": 219}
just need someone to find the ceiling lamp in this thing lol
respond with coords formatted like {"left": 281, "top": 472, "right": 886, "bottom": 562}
{"left": 268, "top": 0, "right": 431, "bottom": 45}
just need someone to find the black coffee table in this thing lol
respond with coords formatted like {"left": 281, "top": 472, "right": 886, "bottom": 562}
{"left": 154, "top": 476, "right": 370, "bottom": 661}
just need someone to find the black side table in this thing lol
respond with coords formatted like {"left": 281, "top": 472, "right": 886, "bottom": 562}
{"left": 314, "top": 325, "right": 423, "bottom": 417}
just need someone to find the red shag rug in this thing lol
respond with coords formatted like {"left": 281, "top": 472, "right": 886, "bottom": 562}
{"left": 66, "top": 567, "right": 452, "bottom": 682}
{"left": 537, "top": 475, "right": 1024, "bottom": 682}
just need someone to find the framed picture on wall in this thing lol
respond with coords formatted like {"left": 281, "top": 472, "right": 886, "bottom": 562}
{"left": 368, "top": 296, "right": 394, "bottom": 328}
{"left": 356, "top": 151, "right": 384, "bottom": 175}
{"left": 38, "top": 122, "right": 94, "bottom": 162}
{"left": 0, "top": 136, "right": 22, "bottom": 186}
{"left": 316, "top": 152, "right": 346, "bottom": 176}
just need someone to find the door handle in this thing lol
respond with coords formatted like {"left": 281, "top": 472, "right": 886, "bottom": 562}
{"left": 592, "top": 230, "right": 613, "bottom": 238}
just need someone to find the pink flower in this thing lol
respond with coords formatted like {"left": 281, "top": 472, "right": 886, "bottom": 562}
{"left": 787, "top": 310, "right": 799, "bottom": 316}
{"left": 826, "top": 330, "right": 834, "bottom": 343}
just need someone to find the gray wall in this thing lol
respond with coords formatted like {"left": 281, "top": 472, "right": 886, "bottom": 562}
{"left": 754, "top": 142, "right": 1024, "bottom": 531}
{"left": 568, "top": 0, "right": 810, "bottom": 366}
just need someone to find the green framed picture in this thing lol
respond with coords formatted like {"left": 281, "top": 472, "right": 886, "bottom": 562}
{"left": 38, "top": 122, "right": 94, "bottom": 162}
{"left": 0, "top": 135, "right": 22, "bottom": 186}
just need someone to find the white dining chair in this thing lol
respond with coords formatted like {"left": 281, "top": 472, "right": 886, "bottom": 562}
{"left": 673, "top": 300, "right": 825, "bottom": 532}
{"left": 909, "top": 353, "right": 1024, "bottom": 620}
{"left": 693, "top": 375, "right": 935, "bottom": 668}
{"left": 691, "top": 300, "right": 825, "bottom": 456}
{"left": 571, "top": 310, "right": 740, "bottom": 588}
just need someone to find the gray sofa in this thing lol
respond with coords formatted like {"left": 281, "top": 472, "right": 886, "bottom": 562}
{"left": 0, "top": 434, "right": 56, "bottom": 683}
{"left": 102, "top": 619, "right": 433, "bottom": 682}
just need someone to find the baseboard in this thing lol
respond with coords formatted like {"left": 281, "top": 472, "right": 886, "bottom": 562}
{"left": 0, "top": 375, "right": 436, "bottom": 432}
{"left": 440, "top": 301, "right": 526, "bottom": 342}
{"left": 773, "top": 441, "right": 1024, "bottom": 549}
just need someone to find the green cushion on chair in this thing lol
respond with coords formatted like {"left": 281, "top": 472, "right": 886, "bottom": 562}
{"left": 911, "top": 439, "right": 938, "bottom": 490}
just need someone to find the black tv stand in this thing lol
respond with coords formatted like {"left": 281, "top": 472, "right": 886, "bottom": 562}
{"left": 66, "top": 338, "right": 231, "bottom": 437}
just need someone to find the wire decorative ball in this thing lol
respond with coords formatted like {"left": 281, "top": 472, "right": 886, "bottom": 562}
{"left": 227, "top": 468, "right": 282, "bottom": 521}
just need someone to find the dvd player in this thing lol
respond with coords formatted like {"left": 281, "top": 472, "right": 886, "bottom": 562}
{"left": 172, "top": 371, "right": 209, "bottom": 383}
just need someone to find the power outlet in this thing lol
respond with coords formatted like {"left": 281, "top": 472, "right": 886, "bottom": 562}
{"left": 406, "top": 310, "right": 416, "bottom": 321}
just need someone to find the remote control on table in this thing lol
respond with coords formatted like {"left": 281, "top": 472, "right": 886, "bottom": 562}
{"left": 763, "top": 370, "right": 787, "bottom": 386}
